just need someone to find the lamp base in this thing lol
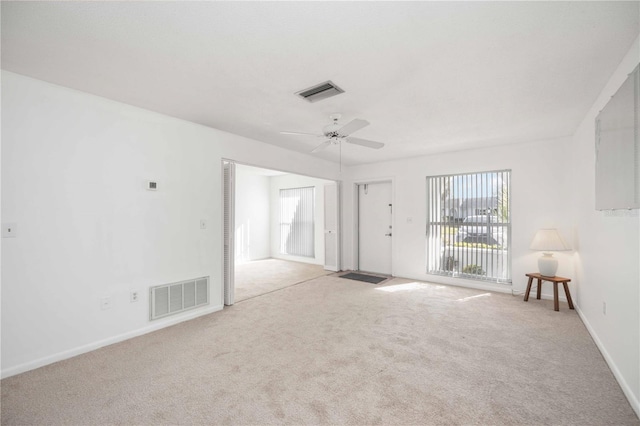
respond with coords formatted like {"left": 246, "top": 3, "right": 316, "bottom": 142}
{"left": 538, "top": 253, "right": 558, "bottom": 277}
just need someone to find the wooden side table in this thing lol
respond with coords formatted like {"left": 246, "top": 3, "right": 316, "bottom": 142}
{"left": 524, "top": 273, "right": 574, "bottom": 312}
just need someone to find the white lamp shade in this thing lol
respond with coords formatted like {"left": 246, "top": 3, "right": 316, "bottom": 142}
{"left": 529, "top": 229, "right": 570, "bottom": 252}
{"left": 530, "top": 229, "right": 570, "bottom": 277}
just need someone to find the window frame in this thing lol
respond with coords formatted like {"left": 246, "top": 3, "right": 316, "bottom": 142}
{"left": 426, "top": 169, "right": 512, "bottom": 284}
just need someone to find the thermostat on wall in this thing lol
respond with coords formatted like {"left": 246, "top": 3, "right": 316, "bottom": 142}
{"left": 146, "top": 181, "right": 158, "bottom": 191}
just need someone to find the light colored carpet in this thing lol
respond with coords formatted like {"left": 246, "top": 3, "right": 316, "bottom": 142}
{"left": 2, "top": 276, "right": 638, "bottom": 425}
{"left": 234, "top": 258, "right": 331, "bottom": 302}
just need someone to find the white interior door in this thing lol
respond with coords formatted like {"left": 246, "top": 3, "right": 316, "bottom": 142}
{"left": 324, "top": 182, "right": 340, "bottom": 271}
{"left": 223, "top": 160, "right": 235, "bottom": 306}
{"left": 358, "top": 182, "right": 392, "bottom": 275}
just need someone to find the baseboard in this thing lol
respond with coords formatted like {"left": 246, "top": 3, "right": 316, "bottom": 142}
{"left": 271, "top": 254, "right": 323, "bottom": 266}
{"left": 402, "top": 272, "right": 513, "bottom": 294}
{"left": 415, "top": 273, "right": 570, "bottom": 302}
{"left": 1, "top": 304, "right": 224, "bottom": 379}
{"left": 521, "top": 292, "right": 569, "bottom": 303}
{"left": 575, "top": 305, "right": 640, "bottom": 418}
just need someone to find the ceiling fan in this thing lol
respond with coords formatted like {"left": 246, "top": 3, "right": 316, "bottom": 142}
{"left": 281, "top": 113, "right": 385, "bottom": 153}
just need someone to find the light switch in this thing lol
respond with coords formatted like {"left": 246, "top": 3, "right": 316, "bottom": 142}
{"left": 200, "top": 219, "right": 207, "bottom": 229}
{"left": 2, "top": 223, "right": 17, "bottom": 238}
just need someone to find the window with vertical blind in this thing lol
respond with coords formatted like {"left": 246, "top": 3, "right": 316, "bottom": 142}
{"left": 280, "top": 186, "right": 315, "bottom": 257}
{"left": 426, "top": 170, "right": 511, "bottom": 283}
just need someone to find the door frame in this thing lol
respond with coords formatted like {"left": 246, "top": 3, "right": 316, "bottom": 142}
{"left": 221, "top": 158, "right": 342, "bottom": 306}
{"left": 353, "top": 178, "right": 394, "bottom": 276}
{"left": 323, "top": 181, "right": 342, "bottom": 272}
{"left": 222, "top": 160, "right": 235, "bottom": 306}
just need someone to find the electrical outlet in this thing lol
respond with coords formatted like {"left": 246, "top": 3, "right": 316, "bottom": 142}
{"left": 130, "top": 291, "right": 139, "bottom": 303}
{"left": 603, "top": 302, "right": 607, "bottom": 315}
{"left": 100, "top": 296, "right": 113, "bottom": 310}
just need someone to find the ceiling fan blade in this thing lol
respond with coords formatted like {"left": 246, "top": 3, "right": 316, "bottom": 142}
{"left": 280, "top": 131, "right": 323, "bottom": 137}
{"left": 311, "top": 140, "right": 332, "bottom": 153}
{"left": 336, "top": 118, "right": 369, "bottom": 136}
{"left": 346, "top": 137, "right": 384, "bottom": 149}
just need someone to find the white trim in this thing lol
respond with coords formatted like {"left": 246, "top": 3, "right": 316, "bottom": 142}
{"left": 222, "top": 160, "right": 235, "bottom": 306}
{"left": 272, "top": 252, "right": 323, "bottom": 266}
{"left": 576, "top": 305, "right": 640, "bottom": 418}
{"left": 417, "top": 273, "right": 572, "bottom": 302}
{"left": 352, "top": 182, "right": 360, "bottom": 271}
{"left": 221, "top": 162, "right": 227, "bottom": 306}
{"left": 520, "top": 292, "right": 569, "bottom": 303}
{"left": 1, "top": 304, "right": 223, "bottom": 379}
{"left": 323, "top": 181, "right": 342, "bottom": 272}
{"left": 416, "top": 273, "right": 513, "bottom": 294}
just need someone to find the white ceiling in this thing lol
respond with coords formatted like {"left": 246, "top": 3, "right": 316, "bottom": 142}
{"left": 2, "top": 2, "right": 638, "bottom": 166}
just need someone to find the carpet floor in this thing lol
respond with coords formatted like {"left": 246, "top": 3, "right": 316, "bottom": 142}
{"left": 234, "top": 258, "right": 331, "bottom": 302}
{"left": 2, "top": 276, "right": 638, "bottom": 425}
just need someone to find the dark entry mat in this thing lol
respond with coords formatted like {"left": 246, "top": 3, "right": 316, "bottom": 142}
{"left": 339, "top": 272, "right": 387, "bottom": 284}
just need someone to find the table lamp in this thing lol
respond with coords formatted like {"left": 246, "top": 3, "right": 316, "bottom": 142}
{"left": 529, "top": 229, "right": 570, "bottom": 277}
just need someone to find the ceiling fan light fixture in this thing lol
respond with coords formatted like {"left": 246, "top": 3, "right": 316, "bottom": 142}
{"left": 295, "top": 81, "right": 344, "bottom": 103}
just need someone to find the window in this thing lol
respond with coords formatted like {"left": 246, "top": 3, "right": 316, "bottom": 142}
{"left": 426, "top": 170, "right": 511, "bottom": 283}
{"left": 280, "top": 186, "right": 315, "bottom": 257}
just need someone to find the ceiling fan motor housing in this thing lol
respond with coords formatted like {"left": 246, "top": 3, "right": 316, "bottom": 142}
{"left": 323, "top": 128, "right": 342, "bottom": 138}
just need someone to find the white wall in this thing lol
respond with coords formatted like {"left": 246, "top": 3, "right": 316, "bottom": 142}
{"left": 270, "top": 174, "right": 331, "bottom": 265}
{"left": 234, "top": 167, "right": 270, "bottom": 263}
{"left": 1, "top": 71, "right": 339, "bottom": 378}
{"left": 342, "top": 137, "right": 574, "bottom": 295}
{"left": 568, "top": 36, "right": 640, "bottom": 414}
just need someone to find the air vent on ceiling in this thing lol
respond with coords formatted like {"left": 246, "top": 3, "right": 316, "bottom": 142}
{"left": 295, "top": 80, "right": 344, "bottom": 103}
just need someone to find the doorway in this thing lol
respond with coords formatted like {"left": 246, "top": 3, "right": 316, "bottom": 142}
{"left": 222, "top": 160, "right": 341, "bottom": 305}
{"left": 356, "top": 181, "right": 392, "bottom": 275}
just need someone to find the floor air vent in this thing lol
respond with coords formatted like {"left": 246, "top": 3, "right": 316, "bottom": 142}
{"left": 150, "top": 276, "right": 209, "bottom": 320}
{"left": 295, "top": 80, "right": 344, "bottom": 103}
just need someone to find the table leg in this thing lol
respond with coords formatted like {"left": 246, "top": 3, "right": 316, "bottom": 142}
{"left": 553, "top": 282, "right": 559, "bottom": 311}
{"left": 536, "top": 279, "right": 542, "bottom": 300}
{"left": 563, "top": 282, "right": 575, "bottom": 310}
{"left": 524, "top": 276, "right": 533, "bottom": 302}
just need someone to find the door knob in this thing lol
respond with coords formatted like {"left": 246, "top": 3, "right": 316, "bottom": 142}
{"left": 385, "top": 233, "right": 392, "bottom": 236}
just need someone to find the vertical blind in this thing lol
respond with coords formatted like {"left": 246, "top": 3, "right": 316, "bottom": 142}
{"left": 280, "top": 186, "right": 315, "bottom": 258}
{"left": 426, "top": 170, "right": 511, "bottom": 283}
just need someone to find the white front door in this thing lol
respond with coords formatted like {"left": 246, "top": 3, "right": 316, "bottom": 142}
{"left": 324, "top": 183, "right": 341, "bottom": 272}
{"left": 358, "top": 182, "right": 392, "bottom": 275}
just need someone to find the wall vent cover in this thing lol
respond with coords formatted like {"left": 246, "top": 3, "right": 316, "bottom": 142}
{"left": 149, "top": 276, "right": 209, "bottom": 320}
{"left": 295, "top": 80, "right": 344, "bottom": 103}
